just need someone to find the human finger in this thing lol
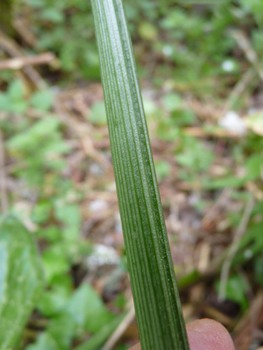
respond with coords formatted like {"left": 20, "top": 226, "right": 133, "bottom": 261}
{"left": 128, "top": 318, "right": 235, "bottom": 350}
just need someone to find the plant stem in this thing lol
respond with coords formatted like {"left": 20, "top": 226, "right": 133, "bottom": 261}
{"left": 91, "top": 1, "right": 190, "bottom": 349}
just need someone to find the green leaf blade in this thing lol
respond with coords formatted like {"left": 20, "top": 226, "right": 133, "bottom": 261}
{"left": 0, "top": 215, "right": 44, "bottom": 349}
{"left": 91, "top": 1, "right": 190, "bottom": 349}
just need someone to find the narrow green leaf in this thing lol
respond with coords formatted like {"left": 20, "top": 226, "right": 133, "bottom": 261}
{"left": 0, "top": 215, "right": 44, "bottom": 349}
{"left": 91, "top": 1, "right": 190, "bottom": 349}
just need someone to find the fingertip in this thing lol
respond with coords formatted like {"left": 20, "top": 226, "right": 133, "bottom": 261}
{"left": 128, "top": 318, "right": 235, "bottom": 350}
{"left": 128, "top": 344, "right": 141, "bottom": 350}
{"left": 186, "top": 318, "right": 235, "bottom": 350}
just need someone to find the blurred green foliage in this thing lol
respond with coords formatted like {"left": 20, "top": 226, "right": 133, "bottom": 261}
{"left": 0, "top": 0, "right": 263, "bottom": 349}
{"left": 11, "top": 0, "right": 262, "bottom": 93}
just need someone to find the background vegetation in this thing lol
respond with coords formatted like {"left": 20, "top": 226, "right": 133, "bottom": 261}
{"left": 0, "top": 1, "right": 263, "bottom": 349}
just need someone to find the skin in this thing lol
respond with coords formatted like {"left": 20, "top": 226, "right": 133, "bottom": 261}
{"left": 129, "top": 318, "right": 235, "bottom": 350}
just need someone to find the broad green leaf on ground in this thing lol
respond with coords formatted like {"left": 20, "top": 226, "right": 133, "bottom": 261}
{"left": 37, "top": 288, "right": 71, "bottom": 317}
{"left": 46, "top": 314, "right": 76, "bottom": 350}
{"left": 42, "top": 246, "right": 71, "bottom": 284}
{"left": 65, "top": 283, "right": 113, "bottom": 333}
{"left": 29, "top": 283, "right": 117, "bottom": 350}
{"left": 176, "top": 140, "right": 214, "bottom": 173}
{"left": 215, "top": 274, "right": 249, "bottom": 311}
{"left": 0, "top": 215, "right": 44, "bottom": 349}
{"left": 26, "top": 333, "right": 60, "bottom": 350}
{"left": 89, "top": 101, "right": 107, "bottom": 125}
{"left": 7, "top": 117, "right": 62, "bottom": 152}
{"left": 154, "top": 160, "right": 171, "bottom": 180}
{"left": 30, "top": 89, "right": 54, "bottom": 111}
{"left": 0, "top": 79, "right": 28, "bottom": 113}
{"left": 161, "top": 93, "right": 183, "bottom": 111}
{"left": 244, "top": 111, "right": 263, "bottom": 136}
{"left": 54, "top": 204, "right": 81, "bottom": 240}
{"left": 8, "top": 79, "right": 25, "bottom": 100}
{"left": 245, "top": 154, "right": 263, "bottom": 180}
{"left": 75, "top": 313, "right": 126, "bottom": 350}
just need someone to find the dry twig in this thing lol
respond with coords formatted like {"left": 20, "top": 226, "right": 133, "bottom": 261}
{"left": 218, "top": 195, "right": 255, "bottom": 301}
{"left": 0, "top": 129, "right": 8, "bottom": 213}
{"left": 101, "top": 300, "right": 135, "bottom": 350}
{"left": 233, "top": 291, "right": 263, "bottom": 350}
{"left": 0, "top": 52, "right": 55, "bottom": 70}
{"left": 202, "top": 189, "right": 231, "bottom": 230}
{"left": 54, "top": 98, "right": 110, "bottom": 168}
{"left": 0, "top": 31, "right": 46, "bottom": 89}
{"left": 223, "top": 67, "right": 257, "bottom": 114}
{"left": 230, "top": 30, "right": 263, "bottom": 82}
{"left": 13, "top": 18, "right": 37, "bottom": 47}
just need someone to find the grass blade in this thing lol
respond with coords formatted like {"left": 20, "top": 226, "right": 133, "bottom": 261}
{"left": 91, "top": 1, "right": 190, "bottom": 349}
